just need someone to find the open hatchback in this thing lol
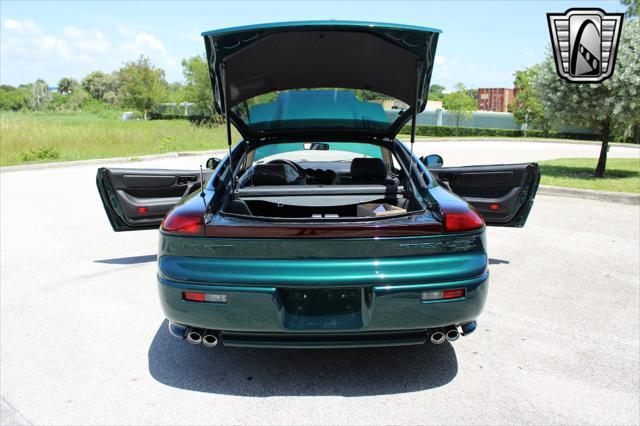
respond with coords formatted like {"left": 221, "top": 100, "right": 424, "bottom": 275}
{"left": 97, "top": 21, "right": 540, "bottom": 349}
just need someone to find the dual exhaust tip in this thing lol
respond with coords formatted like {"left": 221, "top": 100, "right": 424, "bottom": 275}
{"left": 187, "top": 329, "right": 219, "bottom": 347}
{"left": 430, "top": 326, "right": 461, "bottom": 344}
{"left": 170, "top": 321, "right": 473, "bottom": 347}
{"left": 168, "top": 322, "right": 219, "bottom": 347}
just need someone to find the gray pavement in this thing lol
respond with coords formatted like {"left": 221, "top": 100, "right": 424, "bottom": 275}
{"left": 1, "top": 142, "right": 639, "bottom": 425}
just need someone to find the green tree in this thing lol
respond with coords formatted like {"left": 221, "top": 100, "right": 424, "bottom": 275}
{"left": 57, "top": 77, "right": 79, "bottom": 95}
{"left": 511, "top": 65, "right": 550, "bottom": 132}
{"left": 428, "top": 84, "right": 446, "bottom": 101}
{"left": 181, "top": 55, "right": 215, "bottom": 118}
{"left": 536, "top": 19, "right": 640, "bottom": 177}
{"left": 0, "top": 85, "right": 30, "bottom": 111}
{"left": 82, "top": 71, "right": 119, "bottom": 103}
{"left": 621, "top": 0, "right": 638, "bottom": 17}
{"left": 118, "top": 56, "right": 167, "bottom": 119}
{"left": 444, "top": 83, "right": 476, "bottom": 128}
{"left": 166, "top": 82, "right": 186, "bottom": 103}
{"left": 30, "top": 79, "right": 51, "bottom": 110}
{"left": 614, "top": 18, "right": 640, "bottom": 145}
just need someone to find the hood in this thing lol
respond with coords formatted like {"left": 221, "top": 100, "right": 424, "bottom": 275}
{"left": 202, "top": 21, "right": 441, "bottom": 141}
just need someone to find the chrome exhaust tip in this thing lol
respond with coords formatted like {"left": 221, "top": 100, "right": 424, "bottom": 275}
{"left": 446, "top": 327, "right": 460, "bottom": 342}
{"left": 186, "top": 330, "right": 203, "bottom": 345}
{"left": 202, "top": 333, "right": 219, "bottom": 348}
{"left": 430, "top": 330, "right": 446, "bottom": 345}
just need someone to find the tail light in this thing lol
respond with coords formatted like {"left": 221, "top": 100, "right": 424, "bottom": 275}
{"left": 161, "top": 210, "right": 204, "bottom": 235}
{"left": 443, "top": 209, "right": 484, "bottom": 233}
{"left": 183, "top": 292, "right": 227, "bottom": 303}
{"left": 421, "top": 288, "right": 466, "bottom": 301}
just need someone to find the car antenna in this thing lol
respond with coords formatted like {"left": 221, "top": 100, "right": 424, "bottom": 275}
{"left": 407, "top": 60, "right": 421, "bottom": 192}
{"left": 221, "top": 61, "right": 235, "bottom": 199}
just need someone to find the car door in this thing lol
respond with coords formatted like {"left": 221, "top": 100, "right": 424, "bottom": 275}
{"left": 428, "top": 163, "right": 540, "bottom": 227}
{"left": 96, "top": 167, "right": 212, "bottom": 231}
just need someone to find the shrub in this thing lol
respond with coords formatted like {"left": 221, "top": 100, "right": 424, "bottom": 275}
{"left": 398, "top": 125, "right": 603, "bottom": 141}
{"left": 20, "top": 146, "right": 61, "bottom": 162}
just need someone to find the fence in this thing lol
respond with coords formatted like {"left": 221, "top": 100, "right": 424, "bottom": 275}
{"left": 385, "top": 109, "right": 595, "bottom": 134}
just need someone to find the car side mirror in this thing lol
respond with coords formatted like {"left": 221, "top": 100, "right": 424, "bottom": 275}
{"left": 206, "top": 157, "right": 222, "bottom": 170}
{"left": 421, "top": 154, "right": 444, "bottom": 168}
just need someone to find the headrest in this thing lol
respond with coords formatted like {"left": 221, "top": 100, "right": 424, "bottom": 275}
{"left": 251, "top": 164, "right": 300, "bottom": 186}
{"left": 350, "top": 158, "right": 387, "bottom": 181}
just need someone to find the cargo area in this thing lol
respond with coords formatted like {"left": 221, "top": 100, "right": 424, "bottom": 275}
{"left": 223, "top": 184, "right": 418, "bottom": 220}
{"left": 221, "top": 155, "right": 423, "bottom": 220}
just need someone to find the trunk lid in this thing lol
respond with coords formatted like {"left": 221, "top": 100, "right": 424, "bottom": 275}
{"left": 202, "top": 20, "right": 441, "bottom": 142}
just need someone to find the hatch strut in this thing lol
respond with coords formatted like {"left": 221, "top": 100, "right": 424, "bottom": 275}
{"left": 221, "top": 61, "right": 235, "bottom": 198}
{"left": 407, "top": 60, "right": 421, "bottom": 188}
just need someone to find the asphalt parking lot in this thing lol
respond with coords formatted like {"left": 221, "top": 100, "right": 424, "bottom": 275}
{"left": 1, "top": 141, "right": 639, "bottom": 425}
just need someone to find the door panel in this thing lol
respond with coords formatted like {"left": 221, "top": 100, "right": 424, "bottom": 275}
{"left": 97, "top": 167, "right": 212, "bottom": 231}
{"left": 429, "top": 163, "right": 540, "bottom": 227}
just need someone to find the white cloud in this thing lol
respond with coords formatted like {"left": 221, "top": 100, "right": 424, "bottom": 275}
{"left": 79, "top": 31, "right": 110, "bottom": 53}
{"left": 117, "top": 25, "right": 135, "bottom": 37}
{"left": 63, "top": 26, "right": 84, "bottom": 39}
{"left": 435, "top": 55, "right": 446, "bottom": 65}
{"left": 4, "top": 18, "right": 38, "bottom": 31}
{"left": 136, "top": 33, "right": 165, "bottom": 53}
{"left": 2, "top": 18, "right": 71, "bottom": 59}
{"left": 4, "top": 19, "right": 23, "bottom": 30}
{"left": 0, "top": 19, "right": 179, "bottom": 85}
{"left": 123, "top": 32, "right": 167, "bottom": 55}
{"left": 62, "top": 26, "right": 110, "bottom": 54}
{"left": 117, "top": 30, "right": 181, "bottom": 78}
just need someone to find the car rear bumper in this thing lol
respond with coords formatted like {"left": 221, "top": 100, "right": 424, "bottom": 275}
{"left": 157, "top": 270, "right": 488, "bottom": 347}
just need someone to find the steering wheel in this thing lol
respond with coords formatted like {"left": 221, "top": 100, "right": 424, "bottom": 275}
{"left": 266, "top": 159, "right": 307, "bottom": 179}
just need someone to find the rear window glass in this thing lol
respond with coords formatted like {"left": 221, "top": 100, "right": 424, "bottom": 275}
{"left": 233, "top": 89, "right": 403, "bottom": 133}
{"left": 253, "top": 142, "right": 383, "bottom": 164}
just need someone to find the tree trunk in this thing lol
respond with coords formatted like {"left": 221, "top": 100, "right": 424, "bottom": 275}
{"left": 633, "top": 124, "right": 639, "bottom": 145}
{"left": 594, "top": 120, "right": 610, "bottom": 178}
{"left": 144, "top": 111, "right": 148, "bottom": 120}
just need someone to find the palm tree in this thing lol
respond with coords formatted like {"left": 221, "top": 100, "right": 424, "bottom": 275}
{"left": 57, "top": 77, "right": 78, "bottom": 95}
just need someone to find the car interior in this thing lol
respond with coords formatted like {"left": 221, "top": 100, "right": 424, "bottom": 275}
{"left": 221, "top": 144, "right": 422, "bottom": 220}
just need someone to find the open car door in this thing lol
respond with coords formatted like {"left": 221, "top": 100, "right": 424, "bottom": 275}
{"left": 96, "top": 168, "right": 211, "bottom": 231}
{"left": 428, "top": 163, "right": 540, "bottom": 227}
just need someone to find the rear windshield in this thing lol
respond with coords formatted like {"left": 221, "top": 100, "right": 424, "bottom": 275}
{"left": 252, "top": 142, "right": 383, "bottom": 164}
{"left": 233, "top": 89, "right": 405, "bottom": 133}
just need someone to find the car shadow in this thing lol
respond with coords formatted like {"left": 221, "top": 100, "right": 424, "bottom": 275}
{"left": 489, "top": 258, "right": 509, "bottom": 265}
{"left": 94, "top": 255, "right": 157, "bottom": 265}
{"left": 148, "top": 320, "right": 458, "bottom": 397}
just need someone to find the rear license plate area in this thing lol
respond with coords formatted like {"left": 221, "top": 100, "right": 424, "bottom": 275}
{"left": 280, "top": 288, "right": 363, "bottom": 330}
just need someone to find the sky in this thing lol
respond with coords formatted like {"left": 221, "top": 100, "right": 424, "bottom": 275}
{"left": 0, "top": 0, "right": 628, "bottom": 91}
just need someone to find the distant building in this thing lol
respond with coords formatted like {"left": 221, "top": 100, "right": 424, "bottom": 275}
{"left": 477, "top": 88, "right": 516, "bottom": 112}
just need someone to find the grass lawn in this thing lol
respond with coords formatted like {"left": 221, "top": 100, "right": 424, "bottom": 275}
{"left": 539, "top": 158, "right": 640, "bottom": 193}
{"left": 2, "top": 112, "right": 639, "bottom": 194}
{"left": 0, "top": 111, "right": 236, "bottom": 166}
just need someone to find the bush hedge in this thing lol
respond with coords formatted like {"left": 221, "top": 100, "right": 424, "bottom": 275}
{"left": 398, "top": 125, "right": 603, "bottom": 141}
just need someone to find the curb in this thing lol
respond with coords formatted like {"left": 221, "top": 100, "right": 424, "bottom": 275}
{"left": 0, "top": 150, "right": 229, "bottom": 173}
{"left": 538, "top": 185, "right": 640, "bottom": 205}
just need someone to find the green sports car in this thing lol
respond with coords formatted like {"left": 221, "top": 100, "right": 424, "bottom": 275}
{"left": 97, "top": 21, "right": 540, "bottom": 348}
